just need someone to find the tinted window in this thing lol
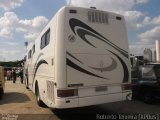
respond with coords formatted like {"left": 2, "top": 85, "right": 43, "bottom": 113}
{"left": 32, "top": 44, "right": 35, "bottom": 54}
{"left": 154, "top": 65, "right": 160, "bottom": 78}
{"left": 24, "top": 56, "right": 26, "bottom": 62}
{"left": 46, "top": 30, "right": 50, "bottom": 45}
{"left": 41, "top": 35, "right": 46, "bottom": 49}
{"left": 40, "top": 29, "right": 50, "bottom": 49}
{"left": 28, "top": 51, "right": 29, "bottom": 59}
{"left": 28, "top": 50, "right": 32, "bottom": 59}
{"left": 141, "top": 65, "right": 156, "bottom": 80}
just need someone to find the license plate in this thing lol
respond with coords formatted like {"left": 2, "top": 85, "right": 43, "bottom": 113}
{"left": 95, "top": 86, "right": 107, "bottom": 92}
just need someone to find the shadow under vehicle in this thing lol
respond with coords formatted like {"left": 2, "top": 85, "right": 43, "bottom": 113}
{"left": 132, "top": 63, "right": 160, "bottom": 103}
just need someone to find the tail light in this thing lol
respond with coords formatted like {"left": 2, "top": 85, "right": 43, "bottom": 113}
{"left": 57, "top": 89, "right": 78, "bottom": 97}
{"left": 121, "top": 84, "right": 132, "bottom": 91}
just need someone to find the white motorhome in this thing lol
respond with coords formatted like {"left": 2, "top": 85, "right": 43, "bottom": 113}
{"left": 25, "top": 6, "right": 132, "bottom": 109}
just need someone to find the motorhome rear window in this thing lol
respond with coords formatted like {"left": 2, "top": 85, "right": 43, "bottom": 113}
{"left": 40, "top": 29, "right": 50, "bottom": 49}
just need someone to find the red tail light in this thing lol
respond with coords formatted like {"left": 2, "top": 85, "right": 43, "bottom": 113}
{"left": 57, "top": 89, "right": 78, "bottom": 97}
{"left": 121, "top": 84, "right": 132, "bottom": 91}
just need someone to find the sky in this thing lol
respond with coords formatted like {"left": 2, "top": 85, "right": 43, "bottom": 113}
{"left": 0, "top": 0, "right": 160, "bottom": 61}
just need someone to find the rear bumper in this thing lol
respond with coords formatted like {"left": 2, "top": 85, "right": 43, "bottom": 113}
{"left": 54, "top": 91, "right": 132, "bottom": 109}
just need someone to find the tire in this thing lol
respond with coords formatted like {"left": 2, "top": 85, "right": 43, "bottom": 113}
{"left": 25, "top": 75, "right": 29, "bottom": 89}
{"left": 0, "top": 88, "right": 4, "bottom": 100}
{"left": 0, "top": 95, "right": 2, "bottom": 100}
{"left": 143, "top": 91, "right": 154, "bottom": 104}
{"left": 35, "top": 83, "right": 45, "bottom": 107}
{"left": 26, "top": 80, "right": 29, "bottom": 89}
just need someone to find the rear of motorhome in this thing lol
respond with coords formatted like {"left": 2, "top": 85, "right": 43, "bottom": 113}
{"left": 25, "top": 6, "right": 132, "bottom": 108}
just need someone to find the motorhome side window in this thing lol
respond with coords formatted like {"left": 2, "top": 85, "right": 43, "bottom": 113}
{"left": 46, "top": 29, "right": 50, "bottom": 45}
{"left": 40, "top": 29, "right": 50, "bottom": 49}
{"left": 28, "top": 50, "right": 32, "bottom": 59}
{"left": 32, "top": 45, "right": 35, "bottom": 54}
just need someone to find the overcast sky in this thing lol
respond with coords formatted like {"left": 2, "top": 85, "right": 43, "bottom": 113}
{"left": 0, "top": 0, "right": 160, "bottom": 61}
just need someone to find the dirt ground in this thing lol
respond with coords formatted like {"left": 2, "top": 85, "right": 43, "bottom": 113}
{"left": 0, "top": 79, "right": 160, "bottom": 120}
{"left": 0, "top": 79, "right": 59, "bottom": 120}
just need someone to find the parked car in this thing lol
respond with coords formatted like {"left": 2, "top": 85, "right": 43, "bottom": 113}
{"left": 132, "top": 63, "right": 160, "bottom": 103}
{"left": 0, "top": 66, "right": 5, "bottom": 99}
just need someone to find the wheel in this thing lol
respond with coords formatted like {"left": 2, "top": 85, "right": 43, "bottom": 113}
{"left": 143, "top": 91, "right": 154, "bottom": 104}
{"left": 0, "top": 88, "right": 4, "bottom": 100}
{"left": 0, "top": 95, "right": 2, "bottom": 100}
{"left": 26, "top": 80, "right": 29, "bottom": 89}
{"left": 35, "top": 83, "right": 45, "bottom": 107}
{"left": 25, "top": 75, "right": 29, "bottom": 89}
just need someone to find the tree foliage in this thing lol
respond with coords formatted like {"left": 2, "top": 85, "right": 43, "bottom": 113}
{"left": 0, "top": 59, "right": 24, "bottom": 67}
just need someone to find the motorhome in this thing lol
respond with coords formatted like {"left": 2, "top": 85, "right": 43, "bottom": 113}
{"left": 0, "top": 66, "right": 4, "bottom": 99}
{"left": 25, "top": 6, "right": 132, "bottom": 108}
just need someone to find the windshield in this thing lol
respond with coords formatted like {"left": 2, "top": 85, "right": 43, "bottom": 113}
{"left": 141, "top": 65, "right": 156, "bottom": 80}
{"left": 153, "top": 65, "right": 160, "bottom": 79}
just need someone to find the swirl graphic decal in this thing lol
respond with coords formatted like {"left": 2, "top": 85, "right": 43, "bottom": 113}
{"left": 69, "top": 18, "right": 129, "bottom": 83}
{"left": 67, "top": 58, "right": 108, "bottom": 80}
{"left": 32, "top": 59, "right": 48, "bottom": 86}
{"left": 89, "top": 57, "right": 117, "bottom": 72}
{"left": 69, "top": 18, "right": 128, "bottom": 58}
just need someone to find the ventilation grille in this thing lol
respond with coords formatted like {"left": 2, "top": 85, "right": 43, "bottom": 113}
{"left": 47, "top": 81, "right": 54, "bottom": 102}
{"left": 88, "top": 11, "right": 108, "bottom": 24}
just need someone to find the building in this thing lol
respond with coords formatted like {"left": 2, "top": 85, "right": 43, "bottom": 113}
{"left": 143, "top": 48, "right": 152, "bottom": 62}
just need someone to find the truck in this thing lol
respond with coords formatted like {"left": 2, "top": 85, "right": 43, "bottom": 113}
{"left": 132, "top": 63, "right": 160, "bottom": 103}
